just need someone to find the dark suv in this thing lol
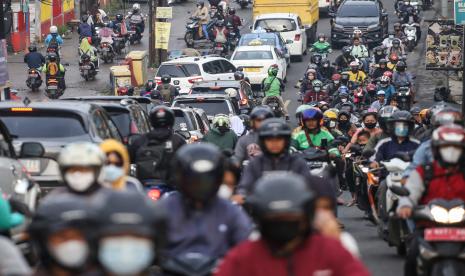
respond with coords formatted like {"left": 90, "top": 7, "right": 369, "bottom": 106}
{"left": 330, "top": 0, "right": 388, "bottom": 47}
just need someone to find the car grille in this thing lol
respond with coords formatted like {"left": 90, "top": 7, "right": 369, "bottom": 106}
{"left": 343, "top": 26, "right": 368, "bottom": 33}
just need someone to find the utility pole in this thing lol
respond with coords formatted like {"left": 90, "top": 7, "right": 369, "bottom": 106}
{"left": 0, "top": 0, "right": 9, "bottom": 100}
{"left": 149, "top": 0, "right": 154, "bottom": 65}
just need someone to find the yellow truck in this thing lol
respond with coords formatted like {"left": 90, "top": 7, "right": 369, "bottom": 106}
{"left": 253, "top": 0, "right": 319, "bottom": 47}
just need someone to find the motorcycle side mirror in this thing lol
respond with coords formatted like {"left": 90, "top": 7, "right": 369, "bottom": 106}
{"left": 390, "top": 185, "right": 410, "bottom": 197}
{"left": 350, "top": 144, "right": 362, "bottom": 153}
{"left": 362, "top": 149, "right": 375, "bottom": 159}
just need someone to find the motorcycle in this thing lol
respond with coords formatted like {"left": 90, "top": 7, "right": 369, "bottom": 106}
{"left": 112, "top": 34, "right": 126, "bottom": 55}
{"left": 226, "top": 21, "right": 239, "bottom": 51}
{"left": 235, "top": 0, "right": 250, "bottom": 8}
{"left": 184, "top": 17, "right": 216, "bottom": 48}
{"left": 264, "top": 96, "right": 284, "bottom": 118}
{"left": 45, "top": 77, "right": 64, "bottom": 99}
{"left": 377, "top": 157, "right": 411, "bottom": 255}
{"left": 213, "top": 41, "right": 228, "bottom": 57}
{"left": 353, "top": 87, "right": 366, "bottom": 111}
{"left": 396, "top": 86, "right": 413, "bottom": 111}
{"left": 402, "top": 22, "right": 420, "bottom": 51}
{"left": 162, "top": 253, "right": 217, "bottom": 276}
{"left": 299, "top": 147, "right": 340, "bottom": 195}
{"left": 391, "top": 186, "right": 465, "bottom": 275}
{"left": 99, "top": 41, "right": 114, "bottom": 63}
{"left": 128, "top": 23, "right": 142, "bottom": 45}
{"left": 79, "top": 54, "right": 97, "bottom": 81}
{"left": 26, "top": 68, "right": 42, "bottom": 91}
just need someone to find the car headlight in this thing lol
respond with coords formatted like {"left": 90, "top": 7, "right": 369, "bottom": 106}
{"left": 367, "top": 24, "right": 381, "bottom": 31}
{"left": 430, "top": 205, "right": 465, "bottom": 224}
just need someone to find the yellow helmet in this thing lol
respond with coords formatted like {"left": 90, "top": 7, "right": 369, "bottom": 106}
{"left": 323, "top": 109, "right": 338, "bottom": 119}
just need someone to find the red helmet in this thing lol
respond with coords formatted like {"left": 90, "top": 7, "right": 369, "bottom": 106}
{"left": 87, "top": 37, "right": 92, "bottom": 44}
{"left": 366, "top": 83, "right": 376, "bottom": 92}
{"left": 331, "top": 73, "right": 341, "bottom": 81}
{"left": 383, "top": 71, "right": 393, "bottom": 79}
{"left": 389, "top": 53, "right": 399, "bottom": 62}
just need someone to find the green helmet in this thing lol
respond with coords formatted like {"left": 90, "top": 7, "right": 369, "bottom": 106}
{"left": 268, "top": 65, "right": 279, "bottom": 77}
{"left": 213, "top": 114, "right": 230, "bottom": 128}
{"left": 312, "top": 80, "right": 323, "bottom": 87}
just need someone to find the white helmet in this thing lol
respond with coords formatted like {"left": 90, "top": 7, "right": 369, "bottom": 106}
{"left": 132, "top": 3, "right": 140, "bottom": 10}
{"left": 58, "top": 142, "right": 105, "bottom": 169}
{"left": 50, "top": 25, "right": 58, "bottom": 34}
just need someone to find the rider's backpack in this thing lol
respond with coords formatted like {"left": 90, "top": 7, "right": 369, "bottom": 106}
{"left": 47, "top": 62, "right": 59, "bottom": 76}
{"left": 159, "top": 85, "right": 172, "bottom": 102}
{"left": 134, "top": 137, "right": 173, "bottom": 180}
{"left": 48, "top": 35, "right": 59, "bottom": 50}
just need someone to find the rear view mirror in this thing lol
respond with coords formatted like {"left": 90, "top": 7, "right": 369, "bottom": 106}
{"left": 176, "top": 130, "right": 191, "bottom": 140}
{"left": 390, "top": 185, "right": 410, "bottom": 197}
{"left": 20, "top": 142, "right": 44, "bottom": 158}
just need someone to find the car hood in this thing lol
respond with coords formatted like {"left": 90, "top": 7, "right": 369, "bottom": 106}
{"left": 335, "top": 17, "right": 379, "bottom": 27}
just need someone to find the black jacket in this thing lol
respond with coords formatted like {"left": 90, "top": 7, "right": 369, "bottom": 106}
{"left": 237, "top": 153, "right": 335, "bottom": 200}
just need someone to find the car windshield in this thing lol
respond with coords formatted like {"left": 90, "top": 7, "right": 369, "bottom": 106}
{"left": 173, "top": 100, "right": 230, "bottom": 116}
{"left": 1, "top": 112, "right": 88, "bottom": 139}
{"left": 233, "top": 50, "right": 273, "bottom": 60}
{"left": 107, "top": 111, "right": 131, "bottom": 138}
{"left": 239, "top": 35, "right": 276, "bottom": 47}
{"left": 338, "top": 5, "right": 379, "bottom": 17}
{"left": 156, "top": 64, "right": 201, "bottom": 78}
{"left": 255, "top": 19, "right": 296, "bottom": 32}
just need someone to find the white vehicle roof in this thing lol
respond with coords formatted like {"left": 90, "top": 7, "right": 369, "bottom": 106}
{"left": 160, "top": 56, "right": 226, "bottom": 65}
{"left": 233, "top": 45, "right": 276, "bottom": 52}
{"left": 255, "top": 13, "right": 299, "bottom": 20}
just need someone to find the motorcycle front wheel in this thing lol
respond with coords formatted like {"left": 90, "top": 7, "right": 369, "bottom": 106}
{"left": 184, "top": 32, "right": 195, "bottom": 48}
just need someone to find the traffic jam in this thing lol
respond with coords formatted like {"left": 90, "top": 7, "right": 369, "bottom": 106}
{"left": 1, "top": 0, "right": 464, "bottom": 274}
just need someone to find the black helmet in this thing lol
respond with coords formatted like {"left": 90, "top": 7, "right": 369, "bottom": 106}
{"left": 322, "top": 58, "right": 330, "bottom": 67}
{"left": 396, "top": 60, "right": 407, "bottom": 72}
{"left": 258, "top": 118, "right": 292, "bottom": 155}
{"left": 172, "top": 143, "right": 224, "bottom": 203}
{"left": 229, "top": 8, "right": 236, "bottom": 15}
{"left": 115, "top": 14, "right": 123, "bottom": 21}
{"left": 250, "top": 105, "right": 274, "bottom": 121}
{"left": 393, "top": 22, "right": 402, "bottom": 30}
{"left": 81, "top": 14, "right": 89, "bottom": 23}
{"left": 378, "top": 106, "right": 399, "bottom": 132}
{"left": 234, "top": 71, "right": 245, "bottom": 81}
{"left": 389, "top": 110, "right": 415, "bottom": 133}
{"left": 374, "top": 46, "right": 384, "bottom": 54}
{"left": 392, "top": 38, "right": 401, "bottom": 46}
{"left": 149, "top": 106, "right": 175, "bottom": 128}
{"left": 28, "top": 193, "right": 95, "bottom": 271}
{"left": 312, "top": 54, "right": 322, "bottom": 64}
{"left": 216, "top": 20, "right": 225, "bottom": 27}
{"left": 28, "top": 45, "right": 37, "bottom": 52}
{"left": 161, "top": 74, "right": 171, "bottom": 84}
{"left": 48, "top": 53, "right": 57, "bottom": 62}
{"left": 379, "top": 58, "right": 387, "bottom": 65}
{"left": 342, "top": 46, "right": 351, "bottom": 55}
{"left": 246, "top": 173, "right": 315, "bottom": 246}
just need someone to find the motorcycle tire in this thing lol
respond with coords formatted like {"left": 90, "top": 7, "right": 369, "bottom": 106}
{"left": 240, "top": 2, "right": 248, "bottom": 8}
{"left": 184, "top": 32, "right": 195, "bottom": 48}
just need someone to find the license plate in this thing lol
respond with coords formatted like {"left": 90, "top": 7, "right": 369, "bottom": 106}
{"left": 244, "top": 67, "right": 261, "bottom": 72}
{"left": 215, "top": 47, "right": 223, "bottom": 50}
{"left": 47, "top": 85, "right": 57, "bottom": 89}
{"left": 81, "top": 65, "right": 91, "bottom": 69}
{"left": 269, "top": 102, "right": 278, "bottom": 107}
{"left": 21, "top": 159, "right": 40, "bottom": 174}
{"left": 425, "top": 228, "right": 465, "bottom": 241}
{"left": 102, "top": 48, "right": 109, "bottom": 51}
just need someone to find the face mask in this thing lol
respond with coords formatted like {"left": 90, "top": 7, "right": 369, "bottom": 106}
{"left": 329, "top": 120, "right": 336, "bottom": 128}
{"left": 351, "top": 69, "right": 358, "bottom": 73}
{"left": 319, "top": 38, "right": 324, "bottom": 42}
{"left": 102, "top": 165, "right": 125, "bottom": 183}
{"left": 394, "top": 122, "right": 409, "bottom": 137}
{"left": 364, "top": 122, "right": 377, "bottom": 129}
{"left": 260, "top": 220, "right": 302, "bottom": 246}
{"left": 334, "top": 80, "right": 339, "bottom": 84}
{"left": 217, "top": 184, "right": 233, "bottom": 199}
{"left": 314, "top": 87, "right": 321, "bottom": 92}
{"left": 341, "top": 98, "right": 347, "bottom": 103}
{"left": 339, "top": 120, "right": 349, "bottom": 128}
{"left": 50, "top": 240, "right": 89, "bottom": 268}
{"left": 99, "top": 236, "right": 154, "bottom": 276}
{"left": 218, "top": 126, "right": 229, "bottom": 134}
{"left": 323, "top": 63, "right": 329, "bottom": 68}
{"left": 65, "top": 171, "right": 95, "bottom": 192}
{"left": 439, "top": 146, "right": 463, "bottom": 164}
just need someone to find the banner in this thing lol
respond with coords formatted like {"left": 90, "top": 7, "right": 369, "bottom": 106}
{"left": 426, "top": 21, "right": 463, "bottom": 70}
{"left": 155, "top": 22, "right": 171, "bottom": 50}
{"left": 156, "top": 7, "right": 172, "bottom": 19}
{"left": 0, "top": 40, "right": 9, "bottom": 87}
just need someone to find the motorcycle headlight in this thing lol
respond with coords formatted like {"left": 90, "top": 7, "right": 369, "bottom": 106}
{"left": 448, "top": 206, "right": 465, "bottom": 223}
{"left": 431, "top": 205, "right": 452, "bottom": 224}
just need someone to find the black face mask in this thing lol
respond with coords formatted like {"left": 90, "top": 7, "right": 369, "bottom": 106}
{"left": 338, "top": 120, "right": 349, "bottom": 129}
{"left": 365, "top": 122, "right": 377, "bottom": 129}
{"left": 218, "top": 126, "right": 229, "bottom": 134}
{"left": 260, "top": 220, "right": 302, "bottom": 246}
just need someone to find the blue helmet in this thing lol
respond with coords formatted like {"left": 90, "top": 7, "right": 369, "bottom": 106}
{"left": 338, "top": 85, "right": 349, "bottom": 94}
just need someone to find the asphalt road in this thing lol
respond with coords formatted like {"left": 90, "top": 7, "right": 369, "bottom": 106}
{"left": 8, "top": 1, "right": 435, "bottom": 274}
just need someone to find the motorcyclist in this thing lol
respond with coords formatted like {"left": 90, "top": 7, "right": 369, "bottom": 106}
{"left": 410, "top": 106, "right": 422, "bottom": 127}
{"left": 318, "top": 58, "right": 336, "bottom": 82}
{"left": 93, "top": 191, "right": 159, "bottom": 276}
{"left": 371, "top": 58, "right": 389, "bottom": 79}
{"left": 216, "top": 173, "right": 370, "bottom": 276}
{"left": 24, "top": 45, "right": 45, "bottom": 70}
{"left": 350, "top": 37, "right": 369, "bottom": 71}
{"left": 370, "top": 90, "right": 386, "bottom": 111}
{"left": 393, "top": 22, "right": 406, "bottom": 40}
{"left": 392, "top": 61, "right": 413, "bottom": 88}
{"left": 237, "top": 118, "right": 334, "bottom": 202}
{"left": 78, "top": 15, "right": 93, "bottom": 41}
{"left": 336, "top": 110, "right": 357, "bottom": 138}
{"left": 347, "top": 61, "right": 367, "bottom": 84}
{"left": 303, "top": 80, "right": 324, "bottom": 104}
{"left": 203, "top": 114, "right": 238, "bottom": 151}
{"left": 44, "top": 26, "right": 63, "bottom": 54}
{"left": 328, "top": 73, "right": 342, "bottom": 96}
{"left": 127, "top": 3, "right": 145, "bottom": 36}
{"left": 99, "top": 139, "right": 143, "bottom": 191}
{"left": 387, "top": 53, "right": 399, "bottom": 71}
{"left": 224, "top": 8, "right": 241, "bottom": 38}
{"left": 161, "top": 143, "right": 252, "bottom": 259}
{"left": 310, "top": 33, "right": 332, "bottom": 56}
{"left": 310, "top": 53, "right": 323, "bottom": 69}
{"left": 371, "top": 46, "right": 386, "bottom": 65}
{"left": 299, "top": 69, "right": 317, "bottom": 95}
{"left": 413, "top": 108, "right": 433, "bottom": 141}
{"left": 261, "top": 65, "right": 288, "bottom": 119}
{"left": 212, "top": 20, "right": 229, "bottom": 46}
{"left": 151, "top": 75, "right": 178, "bottom": 103}
{"left": 129, "top": 106, "right": 186, "bottom": 185}
{"left": 41, "top": 53, "right": 66, "bottom": 90}
{"left": 323, "top": 109, "right": 344, "bottom": 138}
{"left": 378, "top": 75, "right": 395, "bottom": 102}
{"left": 387, "top": 38, "right": 406, "bottom": 57}
{"left": 192, "top": 1, "right": 210, "bottom": 40}
{"left": 318, "top": 101, "right": 330, "bottom": 113}
{"left": 363, "top": 106, "right": 399, "bottom": 154}
{"left": 331, "top": 85, "right": 349, "bottom": 107}
{"left": 111, "top": 13, "right": 126, "bottom": 34}
{"left": 364, "top": 83, "right": 378, "bottom": 104}
{"left": 98, "top": 22, "right": 115, "bottom": 46}
{"left": 28, "top": 193, "right": 95, "bottom": 275}
{"left": 372, "top": 110, "right": 420, "bottom": 164}
{"left": 234, "top": 106, "right": 274, "bottom": 163}
{"left": 335, "top": 46, "right": 355, "bottom": 72}
{"left": 79, "top": 37, "right": 99, "bottom": 70}
{"left": 340, "top": 71, "right": 351, "bottom": 87}
{"left": 397, "top": 124, "right": 465, "bottom": 276}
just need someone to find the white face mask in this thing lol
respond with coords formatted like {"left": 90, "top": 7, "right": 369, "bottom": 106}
{"left": 217, "top": 184, "right": 233, "bottom": 199}
{"left": 65, "top": 171, "right": 95, "bottom": 192}
{"left": 439, "top": 146, "right": 463, "bottom": 164}
{"left": 101, "top": 165, "right": 125, "bottom": 183}
{"left": 329, "top": 120, "right": 336, "bottom": 128}
{"left": 50, "top": 240, "right": 89, "bottom": 268}
{"left": 341, "top": 98, "right": 347, "bottom": 103}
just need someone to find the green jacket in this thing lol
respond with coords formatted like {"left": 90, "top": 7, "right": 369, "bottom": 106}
{"left": 263, "top": 76, "right": 281, "bottom": 97}
{"left": 311, "top": 41, "right": 331, "bottom": 54}
{"left": 291, "top": 128, "right": 340, "bottom": 156}
{"left": 203, "top": 128, "right": 238, "bottom": 152}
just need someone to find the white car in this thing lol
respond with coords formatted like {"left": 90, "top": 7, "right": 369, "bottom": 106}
{"left": 230, "top": 45, "right": 287, "bottom": 85}
{"left": 319, "top": 0, "right": 331, "bottom": 12}
{"left": 252, "top": 13, "right": 307, "bottom": 61}
{"left": 155, "top": 56, "right": 237, "bottom": 94}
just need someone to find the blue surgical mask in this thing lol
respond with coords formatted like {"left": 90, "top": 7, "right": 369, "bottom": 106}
{"left": 102, "top": 165, "right": 125, "bottom": 183}
{"left": 99, "top": 236, "right": 154, "bottom": 276}
{"left": 394, "top": 122, "right": 409, "bottom": 137}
